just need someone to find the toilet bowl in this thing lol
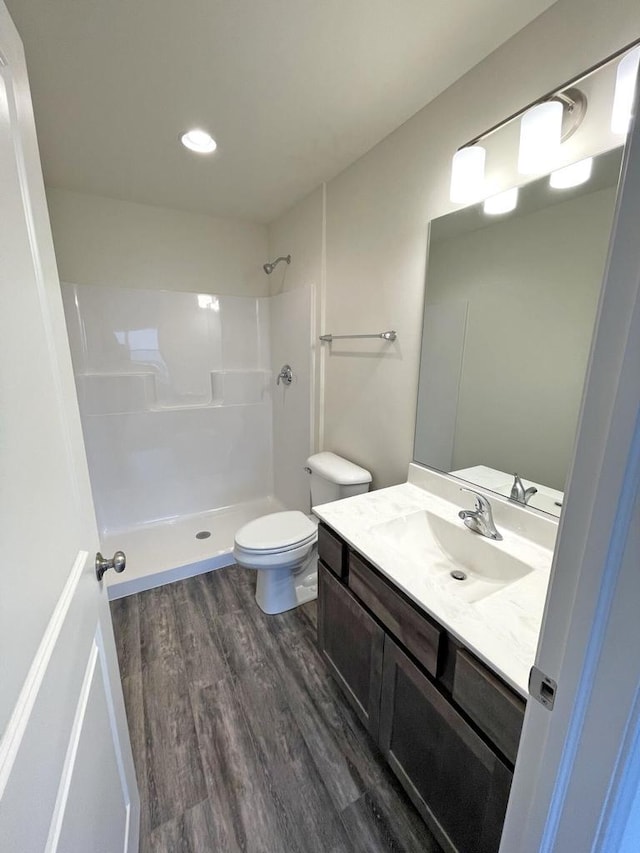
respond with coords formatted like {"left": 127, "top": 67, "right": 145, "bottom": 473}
{"left": 234, "top": 511, "right": 318, "bottom": 614}
{"left": 233, "top": 452, "right": 372, "bottom": 614}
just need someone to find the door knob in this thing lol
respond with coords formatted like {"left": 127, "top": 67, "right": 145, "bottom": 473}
{"left": 96, "top": 550, "right": 126, "bottom": 582}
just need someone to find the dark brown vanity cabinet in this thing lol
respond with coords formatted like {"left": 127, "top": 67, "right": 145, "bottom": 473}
{"left": 316, "top": 523, "right": 523, "bottom": 853}
{"left": 379, "top": 638, "right": 512, "bottom": 853}
{"left": 317, "top": 562, "right": 384, "bottom": 737}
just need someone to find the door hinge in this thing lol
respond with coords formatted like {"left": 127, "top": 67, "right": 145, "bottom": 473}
{"left": 529, "top": 665, "right": 557, "bottom": 710}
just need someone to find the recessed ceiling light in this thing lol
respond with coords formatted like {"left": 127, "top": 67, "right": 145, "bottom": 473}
{"left": 180, "top": 129, "right": 217, "bottom": 154}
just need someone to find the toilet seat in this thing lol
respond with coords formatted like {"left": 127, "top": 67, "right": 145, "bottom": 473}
{"left": 235, "top": 536, "right": 316, "bottom": 557}
{"left": 234, "top": 511, "right": 317, "bottom": 554}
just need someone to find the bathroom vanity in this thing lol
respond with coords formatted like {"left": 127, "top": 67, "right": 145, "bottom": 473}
{"left": 315, "top": 466, "right": 557, "bottom": 853}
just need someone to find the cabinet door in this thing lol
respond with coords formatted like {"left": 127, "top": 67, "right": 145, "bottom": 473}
{"left": 379, "top": 638, "right": 512, "bottom": 853}
{"left": 317, "top": 560, "right": 384, "bottom": 738}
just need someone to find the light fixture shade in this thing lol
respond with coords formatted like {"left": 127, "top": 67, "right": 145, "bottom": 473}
{"left": 483, "top": 187, "right": 518, "bottom": 215}
{"left": 181, "top": 129, "right": 217, "bottom": 153}
{"left": 550, "top": 157, "right": 593, "bottom": 189}
{"left": 518, "top": 101, "right": 563, "bottom": 175}
{"left": 611, "top": 46, "right": 640, "bottom": 135}
{"left": 450, "top": 145, "right": 486, "bottom": 203}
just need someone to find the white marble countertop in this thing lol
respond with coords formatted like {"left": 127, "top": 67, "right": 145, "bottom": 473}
{"left": 314, "top": 465, "right": 558, "bottom": 698}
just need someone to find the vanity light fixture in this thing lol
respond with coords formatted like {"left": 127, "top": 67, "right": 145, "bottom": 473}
{"left": 517, "top": 101, "right": 563, "bottom": 175}
{"left": 611, "top": 45, "right": 640, "bottom": 134}
{"left": 483, "top": 187, "right": 518, "bottom": 215}
{"left": 449, "top": 145, "right": 486, "bottom": 203}
{"left": 550, "top": 156, "right": 593, "bottom": 189}
{"left": 448, "top": 38, "right": 640, "bottom": 202}
{"left": 180, "top": 128, "right": 217, "bottom": 154}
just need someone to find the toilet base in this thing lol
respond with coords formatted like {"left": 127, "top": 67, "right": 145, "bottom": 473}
{"left": 293, "top": 559, "right": 318, "bottom": 609}
{"left": 255, "top": 549, "right": 317, "bottom": 615}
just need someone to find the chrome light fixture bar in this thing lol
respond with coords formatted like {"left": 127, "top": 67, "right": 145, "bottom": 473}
{"left": 457, "top": 39, "right": 640, "bottom": 153}
{"left": 449, "top": 37, "right": 640, "bottom": 203}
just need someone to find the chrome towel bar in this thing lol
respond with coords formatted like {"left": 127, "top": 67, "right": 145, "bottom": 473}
{"left": 319, "top": 330, "right": 397, "bottom": 343}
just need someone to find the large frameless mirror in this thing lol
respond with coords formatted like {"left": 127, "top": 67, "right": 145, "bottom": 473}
{"left": 414, "top": 144, "right": 624, "bottom": 516}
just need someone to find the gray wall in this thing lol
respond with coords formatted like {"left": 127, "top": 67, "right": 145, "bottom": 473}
{"left": 47, "top": 188, "right": 269, "bottom": 296}
{"left": 425, "top": 185, "right": 618, "bottom": 490}
{"left": 268, "top": 0, "right": 640, "bottom": 488}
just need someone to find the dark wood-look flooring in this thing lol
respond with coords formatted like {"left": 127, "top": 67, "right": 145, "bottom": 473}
{"left": 110, "top": 566, "right": 443, "bottom": 853}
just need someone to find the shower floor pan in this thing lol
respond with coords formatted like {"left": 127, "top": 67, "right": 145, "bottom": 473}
{"left": 103, "top": 496, "right": 284, "bottom": 600}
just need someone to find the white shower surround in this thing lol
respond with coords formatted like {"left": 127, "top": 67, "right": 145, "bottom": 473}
{"left": 62, "top": 282, "right": 312, "bottom": 595}
{"left": 270, "top": 284, "right": 315, "bottom": 513}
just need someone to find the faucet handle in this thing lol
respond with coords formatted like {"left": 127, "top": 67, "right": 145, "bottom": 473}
{"left": 276, "top": 364, "right": 293, "bottom": 386}
{"left": 459, "top": 487, "right": 503, "bottom": 540}
{"left": 460, "top": 487, "right": 491, "bottom": 513}
{"left": 510, "top": 473, "right": 524, "bottom": 502}
{"left": 510, "top": 472, "right": 538, "bottom": 505}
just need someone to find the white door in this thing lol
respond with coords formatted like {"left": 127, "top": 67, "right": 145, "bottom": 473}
{"left": 0, "top": 5, "right": 139, "bottom": 852}
{"left": 500, "top": 71, "right": 640, "bottom": 851}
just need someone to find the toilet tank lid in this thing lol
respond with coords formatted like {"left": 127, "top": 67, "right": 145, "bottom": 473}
{"left": 306, "top": 452, "right": 372, "bottom": 485}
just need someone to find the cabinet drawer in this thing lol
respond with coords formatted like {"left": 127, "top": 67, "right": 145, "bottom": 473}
{"left": 317, "top": 524, "right": 347, "bottom": 580}
{"left": 453, "top": 650, "right": 525, "bottom": 765}
{"left": 348, "top": 552, "right": 442, "bottom": 678}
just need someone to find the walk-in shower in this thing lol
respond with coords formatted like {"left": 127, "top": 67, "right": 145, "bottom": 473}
{"left": 61, "top": 280, "right": 313, "bottom": 599}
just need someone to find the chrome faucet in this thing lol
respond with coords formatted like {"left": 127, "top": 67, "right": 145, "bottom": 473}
{"left": 458, "top": 488, "right": 503, "bottom": 541}
{"left": 509, "top": 473, "right": 537, "bottom": 506}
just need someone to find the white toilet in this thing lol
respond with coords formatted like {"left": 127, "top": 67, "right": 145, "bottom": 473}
{"left": 233, "top": 451, "right": 372, "bottom": 614}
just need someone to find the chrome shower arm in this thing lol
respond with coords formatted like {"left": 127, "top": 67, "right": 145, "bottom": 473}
{"left": 263, "top": 254, "right": 291, "bottom": 274}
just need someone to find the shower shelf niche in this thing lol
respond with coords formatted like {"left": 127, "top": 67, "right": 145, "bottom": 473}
{"left": 75, "top": 369, "right": 272, "bottom": 415}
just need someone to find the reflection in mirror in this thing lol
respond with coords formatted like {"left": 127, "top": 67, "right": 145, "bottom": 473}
{"left": 415, "top": 146, "right": 624, "bottom": 517}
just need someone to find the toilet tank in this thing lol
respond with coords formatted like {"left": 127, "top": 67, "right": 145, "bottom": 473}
{"left": 307, "top": 452, "right": 372, "bottom": 507}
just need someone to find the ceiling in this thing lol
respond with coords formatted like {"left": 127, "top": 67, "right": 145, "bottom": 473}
{"left": 7, "top": 0, "right": 557, "bottom": 223}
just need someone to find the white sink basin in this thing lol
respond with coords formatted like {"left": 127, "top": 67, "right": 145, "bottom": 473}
{"left": 370, "top": 509, "right": 533, "bottom": 603}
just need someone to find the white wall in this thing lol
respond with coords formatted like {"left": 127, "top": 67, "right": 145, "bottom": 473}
{"left": 267, "top": 186, "right": 323, "bottom": 299}
{"left": 267, "top": 0, "right": 640, "bottom": 489}
{"left": 269, "top": 285, "right": 313, "bottom": 512}
{"left": 47, "top": 188, "right": 269, "bottom": 296}
{"left": 268, "top": 186, "right": 323, "bottom": 507}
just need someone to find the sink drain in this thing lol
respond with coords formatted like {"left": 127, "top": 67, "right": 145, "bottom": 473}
{"left": 195, "top": 530, "right": 211, "bottom": 540}
{"left": 450, "top": 569, "right": 467, "bottom": 581}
